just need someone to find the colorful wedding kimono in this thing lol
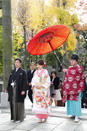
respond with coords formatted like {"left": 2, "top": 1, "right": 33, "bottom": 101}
{"left": 31, "top": 69, "right": 51, "bottom": 119}
{"left": 63, "top": 65, "right": 84, "bottom": 116}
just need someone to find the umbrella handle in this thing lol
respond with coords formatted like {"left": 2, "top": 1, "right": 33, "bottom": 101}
{"left": 48, "top": 42, "right": 63, "bottom": 71}
{"left": 53, "top": 51, "right": 63, "bottom": 71}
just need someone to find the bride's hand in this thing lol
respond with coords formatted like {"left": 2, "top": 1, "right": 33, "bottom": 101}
{"left": 36, "top": 85, "right": 41, "bottom": 89}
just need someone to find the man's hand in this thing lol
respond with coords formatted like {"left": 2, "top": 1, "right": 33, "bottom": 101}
{"left": 62, "top": 69, "right": 67, "bottom": 73}
{"left": 21, "top": 91, "right": 25, "bottom": 95}
{"left": 31, "top": 86, "right": 35, "bottom": 90}
{"left": 29, "top": 83, "right": 32, "bottom": 86}
{"left": 51, "top": 82, "right": 53, "bottom": 85}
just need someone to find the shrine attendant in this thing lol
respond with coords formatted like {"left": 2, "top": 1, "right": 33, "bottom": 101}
{"left": 63, "top": 54, "right": 84, "bottom": 122}
{"left": 31, "top": 60, "right": 51, "bottom": 123}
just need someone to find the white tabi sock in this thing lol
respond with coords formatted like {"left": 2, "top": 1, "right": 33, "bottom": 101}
{"left": 74, "top": 116, "right": 79, "bottom": 122}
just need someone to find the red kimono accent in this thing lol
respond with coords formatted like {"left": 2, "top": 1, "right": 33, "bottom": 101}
{"left": 62, "top": 65, "right": 84, "bottom": 103}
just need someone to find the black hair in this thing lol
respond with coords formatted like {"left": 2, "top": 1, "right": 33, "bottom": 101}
{"left": 71, "top": 54, "right": 79, "bottom": 61}
{"left": 37, "top": 59, "right": 44, "bottom": 65}
{"left": 30, "top": 62, "right": 35, "bottom": 65}
{"left": 15, "top": 58, "right": 22, "bottom": 63}
{"left": 59, "top": 79, "right": 62, "bottom": 83}
{"left": 51, "top": 70, "right": 57, "bottom": 76}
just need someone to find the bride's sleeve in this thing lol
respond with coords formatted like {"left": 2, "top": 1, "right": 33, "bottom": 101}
{"left": 42, "top": 69, "right": 51, "bottom": 89}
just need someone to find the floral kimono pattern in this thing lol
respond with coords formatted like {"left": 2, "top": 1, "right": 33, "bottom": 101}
{"left": 31, "top": 69, "right": 51, "bottom": 114}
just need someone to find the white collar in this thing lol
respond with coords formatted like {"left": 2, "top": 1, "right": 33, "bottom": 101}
{"left": 72, "top": 64, "right": 79, "bottom": 67}
{"left": 16, "top": 68, "right": 20, "bottom": 72}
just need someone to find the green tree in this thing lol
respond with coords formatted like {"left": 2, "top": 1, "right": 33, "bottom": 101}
{"left": 74, "top": 24, "right": 87, "bottom": 71}
{"left": 46, "top": 49, "right": 62, "bottom": 69}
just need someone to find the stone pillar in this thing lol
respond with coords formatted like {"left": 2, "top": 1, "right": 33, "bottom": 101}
{"left": 2, "top": 0, "right": 13, "bottom": 90}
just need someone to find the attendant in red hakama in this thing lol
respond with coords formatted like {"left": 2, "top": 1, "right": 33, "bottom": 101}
{"left": 63, "top": 54, "right": 84, "bottom": 122}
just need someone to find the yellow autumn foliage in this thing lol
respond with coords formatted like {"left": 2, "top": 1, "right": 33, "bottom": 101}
{"left": 12, "top": 0, "right": 79, "bottom": 57}
{"left": 66, "top": 33, "right": 76, "bottom": 51}
{"left": 53, "top": 7, "right": 78, "bottom": 54}
{"left": 0, "top": 10, "right": 2, "bottom": 17}
{"left": 51, "top": 0, "right": 78, "bottom": 9}
{"left": 18, "top": 38, "right": 23, "bottom": 46}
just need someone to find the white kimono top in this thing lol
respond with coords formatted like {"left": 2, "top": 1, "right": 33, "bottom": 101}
{"left": 31, "top": 69, "right": 51, "bottom": 114}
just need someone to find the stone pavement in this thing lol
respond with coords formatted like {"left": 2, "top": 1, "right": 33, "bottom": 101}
{"left": 0, "top": 97, "right": 87, "bottom": 131}
{"left": 0, "top": 113, "right": 87, "bottom": 131}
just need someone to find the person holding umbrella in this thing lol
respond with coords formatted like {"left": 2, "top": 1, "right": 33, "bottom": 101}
{"left": 31, "top": 59, "right": 51, "bottom": 123}
{"left": 62, "top": 54, "right": 84, "bottom": 122}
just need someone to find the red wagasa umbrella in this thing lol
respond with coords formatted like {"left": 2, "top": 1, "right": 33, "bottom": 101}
{"left": 27, "top": 25, "right": 70, "bottom": 69}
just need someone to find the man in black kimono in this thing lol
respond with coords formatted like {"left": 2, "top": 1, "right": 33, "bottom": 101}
{"left": 27, "top": 62, "right": 36, "bottom": 103}
{"left": 6, "top": 58, "right": 27, "bottom": 123}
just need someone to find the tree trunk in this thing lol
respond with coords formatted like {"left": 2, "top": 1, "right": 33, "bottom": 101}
{"left": 23, "top": 25, "right": 27, "bottom": 72}
{"left": 31, "top": 29, "right": 35, "bottom": 62}
{"left": 2, "top": 0, "right": 13, "bottom": 90}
